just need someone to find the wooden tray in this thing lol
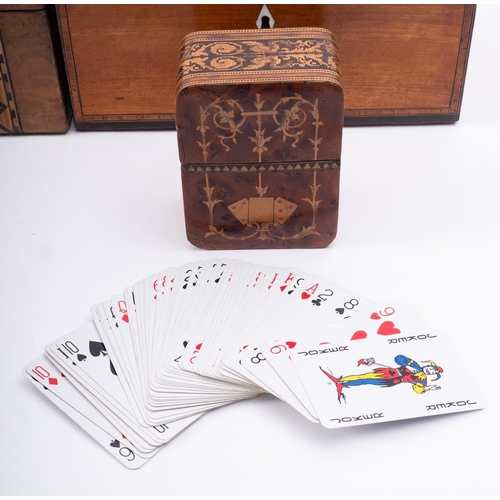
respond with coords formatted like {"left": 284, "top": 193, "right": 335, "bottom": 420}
{"left": 56, "top": 4, "right": 475, "bottom": 130}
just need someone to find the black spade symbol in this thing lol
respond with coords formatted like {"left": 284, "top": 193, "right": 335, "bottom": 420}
{"left": 77, "top": 354, "right": 87, "bottom": 362}
{"left": 335, "top": 308, "right": 345, "bottom": 315}
{"left": 110, "top": 439, "right": 120, "bottom": 448}
{"left": 109, "top": 360, "right": 117, "bottom": 376}
{"left": 89, "top": 340, "right": 107, "bottom": 357}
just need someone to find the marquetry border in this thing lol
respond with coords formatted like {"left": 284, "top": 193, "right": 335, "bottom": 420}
{"left": 0, "top": 29, "right": 21, "bottom": 134}
{"left": 181, "top": 160, "right": 340, "bottom": 173}
{"left": 177, "top": 27, "right": 342, "bottom": 94}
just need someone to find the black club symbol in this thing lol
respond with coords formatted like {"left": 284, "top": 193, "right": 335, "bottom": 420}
{"left": 312, "top": 299, "right": 322, "bottom": 306}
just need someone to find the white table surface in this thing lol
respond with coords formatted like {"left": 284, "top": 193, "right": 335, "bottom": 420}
{"left": 1, "top": 4, "right": 499, "bottom": 497}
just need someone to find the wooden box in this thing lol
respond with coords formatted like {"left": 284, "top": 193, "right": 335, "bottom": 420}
{"left": 56, "top": 4, "right": 475, "bottom": 130}
{"left": 0, "top": 5, "right": 70, "bottom": 134}
{"left": 176, "top": 28, "right": 343, "bottom": 249}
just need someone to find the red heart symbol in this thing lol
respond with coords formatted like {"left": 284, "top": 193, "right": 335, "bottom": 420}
{"left": 377, "top": 321, "right": 401, "bottom": 336}
{"left": 370, "top": 312, "right": 381, "bottom": 320}
{"left": 121, "top": 314, "right": 129, "bottom": 323}
{"left": 196, "top": 343, "right": 203, "bottom": 350}
{"left": 301, "top": 292, "right": 311, "bottom": 299}
{"left": 280, "top": 285, "right": 287, "bottom": 292}
{"left": 285, "top": 341, "right": 296, "bottom": 349}
{"left": 351, "top": 330, "right": 368, "bottom": 340}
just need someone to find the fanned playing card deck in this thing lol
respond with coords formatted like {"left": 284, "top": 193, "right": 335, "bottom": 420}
{"left": 23, "top": 259, "right": 486, "bottom": 468}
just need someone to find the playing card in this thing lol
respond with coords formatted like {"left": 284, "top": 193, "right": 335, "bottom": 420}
{"left": 288, "top": 305, "right": 486, "bottom": 428}
{"left": 92, "top": 299, "right": 208, "bottom": 426}
{"left": 261, "top": 304, "right": 418, "bottom": 411}
{"left": 227, "top": 287, "right": 376, "bottom": 410}
{"left": 46, "top": 321, "right": 205, "bottom": 441}
{"left": 23, "top": 355, "right": 154, "bottom": 469}
{"left": 23, "top": 259, "right": 486, "bottom": 469}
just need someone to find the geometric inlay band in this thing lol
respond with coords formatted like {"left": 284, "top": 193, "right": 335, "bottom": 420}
{"left": 0, "top": 29, "right": 21, "bottom": 134}
{"left": 181, "top": 160, "right": 340, "bottom": 173}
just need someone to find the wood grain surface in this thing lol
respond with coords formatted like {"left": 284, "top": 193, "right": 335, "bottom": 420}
{"left": 0, "top": 6, "right": 70, "bottom": 134}
{"left": 57, "top": 4, "right": 475, "bottom": 130}
{"left": 176, "top": 28, "right": 343, "bottom": 249}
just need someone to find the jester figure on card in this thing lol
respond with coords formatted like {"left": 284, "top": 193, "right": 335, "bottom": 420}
{"left": 320, "top": 355, "right": 443, "bottom": 403}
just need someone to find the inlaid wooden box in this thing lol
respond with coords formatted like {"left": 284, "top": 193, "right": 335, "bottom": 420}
{"left": 176, "top": 28, "right": 343, "bottom": 249}
{"left": 0, "top": 5, "right": 70, "bottom": 134}
{"left": 56, "top": 4, "right": 475, "bottom": 130}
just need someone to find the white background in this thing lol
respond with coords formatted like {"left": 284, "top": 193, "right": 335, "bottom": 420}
{"left": 1, "top": 4, "right": 499, "bottom": 496}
